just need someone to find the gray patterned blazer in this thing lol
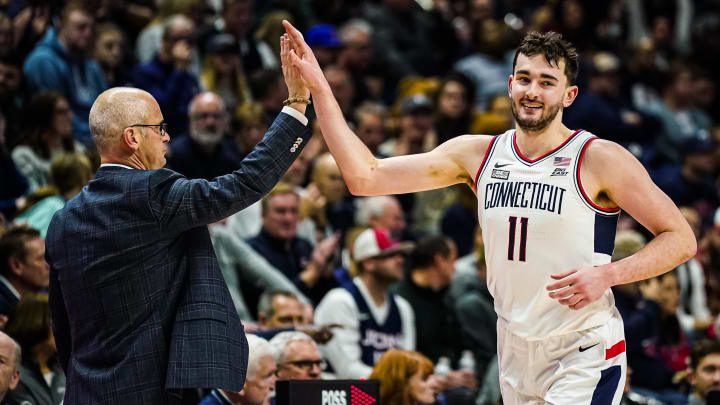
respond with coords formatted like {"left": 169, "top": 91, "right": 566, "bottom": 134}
{"left": 45, "top": 112, "right": 311, "bottom": 404}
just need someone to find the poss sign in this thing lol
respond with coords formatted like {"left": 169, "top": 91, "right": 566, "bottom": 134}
{"left": 276, "top": 379, "right": 379, "bottom": 405}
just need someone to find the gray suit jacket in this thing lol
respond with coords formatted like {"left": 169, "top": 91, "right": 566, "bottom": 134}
{"left": 45, "top": 112, "right": 311, "bottom": 404}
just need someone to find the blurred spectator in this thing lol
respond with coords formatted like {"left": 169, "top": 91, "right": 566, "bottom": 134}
{"left": 323, "top": 65, "right": 355, "bottom": 120}
{"left": 197, "top": 0, "right": 266, "bottom": 75}
{"left": 91, "top": 0, "right": 154, "bottom": 44}
{"left": 0, "top": 331, "right": 20, "bottom": 403}
{"left": 132, "top": 14, "right": 200, "bottom": 136}
{"left": 211, "top": 220, "right": 310, "bottom": 322}
{"left": 300, "top": 153, "right": 353, "bottom": 236}
{"left": 4, "top": 295, "right": 64, "bottom": 405}
{"left": 93, "top": 23, "right": 130, "bottom": 87}
{"left": 246, "top": 183, "right": 340, "bottom": 306}
{"left": 433, "top": 71, "right": 475, "bottom": 144}
{"left": 369, "top": 349, "right": 436, "bottom": 405}
{"left": 338, "top": 19, "right": 383, "bottom": 104}
{"left": 563, "top": 51, "right": 657, "bottom": 148}
{"left": 355, "top": 196, "right": 407, "bottom": 243}
{"left": 454, "top": 19, "right": 513, "bottom": 110}
{"left": 470, "top": 93, "right": 513, "bottom": 135}
{"left": 700, "top": 209, "right": 720, "bottom": 315}
{"left": 257, "top": 290, "right": 304, "bottom": 329}
{"left": 248, "top": 68, "right": 286, "bottom": 126}
{"left": 314, "top": 228, "right": 415, "bottom": 378}
{"left": 0, "top": 54, "right": 23, "bottom": 145}
{"left": 135, "top": 0, "right": 205, "bottom": 75}
{"left": 200, "top": 33, "right": 251, "bottom": 113}
{"left": 626, "top": 0, "right": 693, "bottom": 58}
{"left": 441, "top": 185, "right": 477, "bottom": 257}
{"left": 365, "top": 0, "right": 447, "bottom": 88}
{"left": 650, "top": 136, "right": 718, "bottom": 208}
{"left": 392, "top": 236, "right": 476, "bottom": 392}
{"left": 0, "top": 13, "right": 12, "bottom": 59}
{"left": 255, "top": 11, "right": 292, "bottom": 70}
{"left": 634, "top": 64, "right": 713, "bottom": 164}
{"left": 0, "top": 224, "right": 48, "bottom": 316}
{"left": 353, "top": 102, "right": 387, "bottom": 157}
{"left": 674, "top": 207, "right": 712, "bottom": 336}
{"left": 688, "top": 339, "right": 720, "bottom": 405}
{"left": 270, "top": 331, "right": 324, "bottom": 380}
{"left": 198, "top": 334, "right": 276, "bottom": 405}
{"left": 11, "top": 3, "right": 51, "bottom": 61}
{"left": 379, "top": 94, "right": 436, "bottom": 157}
{"left": 23, "top": 2, "right": 108, "bottom": 146}
{"left": 0, "top": 112, "right": 28, "bottom": 221}
{"left": 166, "top": 92, "right": 241, "bottom": 180}
{"left": 233, "top": 102, "right": 268, "bottom": 159}
{"left": 11, "top": 91, "right": 83, "bottom": 192}
{"left": 306, "top": 24, "right": 342, "bottom": 68}
{"left": 15, "top": 153, "right": 93, "bottom": 238}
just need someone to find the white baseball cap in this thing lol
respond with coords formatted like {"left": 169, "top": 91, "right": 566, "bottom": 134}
{"left": 353, "top": 228, "right": 414, "bottom": 262}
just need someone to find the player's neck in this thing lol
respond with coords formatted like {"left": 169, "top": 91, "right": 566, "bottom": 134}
{"left": 514, "top": 120, "right": 573, "bottom": 160}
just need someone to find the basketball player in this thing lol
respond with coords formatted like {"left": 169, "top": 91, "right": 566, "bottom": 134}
{"left": 280, "top": 22, "right": 696, "bottom": 404}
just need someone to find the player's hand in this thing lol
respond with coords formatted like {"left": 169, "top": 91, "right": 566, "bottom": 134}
{"left": 282, "top": 20, "right": 329, "bottom": 93}
{"left": 546, "top": 266, "right": 611, "bottom": 310}
{"left": 280, "top": 33, "right": 310, "bottom": 99}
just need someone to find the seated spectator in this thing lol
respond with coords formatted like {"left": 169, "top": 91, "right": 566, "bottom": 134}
{"left": 5, "top": 295, "right": 64, "bottom": 405}
{"left": 353, "top": 102, "right": 388, "bottom": 158}
{"left": 369, "top": 349, "right": 436, "bottom": 405}
{"left": 441, "top": 185, "right": 477, "bottom": 257}
{"left": 248, "top": 69, "right": 286, "bottom": 126}
{"left": 379, "top": 94, "right": 436, "bottom": 157}
{"left": 0, "top": 331, "right": 20, "bottom": 403}
{"left": 233, "top": 102, "right": 268, "bottom": 160}
{"left": 300, "top": 153, "right": 354, "bottom": 236}
{"left": 0, "top": 55, "right": 24, "bottom": 144}
{"left": 687, "top": 339, "right": 720, "bottom": 405}
{"left": 166, "top": 92, "right": 241, "bottom": 180}
{"left": 337, "top": 19, "right": 385, "bottom": 104}
{"left": 254, "top": 11, "right": 291, "bottom": 70}
{"left": 433, "top": 71, "right": 476, "bottom": 144}
{"left": 198, "top": 334, "right": 276, "bottom": 405}
{"left": 354, "top": 196, "right": 408, "bottom": 243}
{"left": 0, "top": 225, "right": 48, "bottom": 316}
{"left": 132, "top": 14, "right": 199, "bottom": 136}
{"left": 93, "top": 23, "right": 130, "bottom": 88}
{"left": 15, "top": 153, "right": 93, "bottom": 238}
{"left": 257, "top": 290, "right": 304, "bottom": 330}
{"left": 200, "top": 34, "right": 251, "bottom": 113}
{"left": 314, "top": 228, "right": 415, "bottom": 378}
{"left": 246, "top": 183, "right": 340, "bottom": 307}
{"left": 11, "top": 92, "right": 84, "bottom": 192}
{"left": 306, "top": 25, "right": 342, "bottom": 68}
{"left": 323, "top": 65, "right": 355, "bottom": 120}
{"left": 210, "top": 222, "right": 310, "bottom": 323}
{"left": 270, "top": 331, "right": 324, "bottom": 380}
{"left": 23, "top": 2, "right": 108, "bottom": 146}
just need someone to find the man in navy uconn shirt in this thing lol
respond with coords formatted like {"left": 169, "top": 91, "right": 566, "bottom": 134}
{"left": 314, "top": 228, "right": 416, "bottom": 378}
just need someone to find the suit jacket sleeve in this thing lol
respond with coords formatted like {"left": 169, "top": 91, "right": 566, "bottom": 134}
{"left": 49, "top": 261, "right": 71, "bottom": 373}
{"left": 148, "top": 112, "right": 311, "bottom": 233}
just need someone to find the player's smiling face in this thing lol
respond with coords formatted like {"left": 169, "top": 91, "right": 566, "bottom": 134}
{"left": 509, "top": 53, "right": 577, "bottom": 132}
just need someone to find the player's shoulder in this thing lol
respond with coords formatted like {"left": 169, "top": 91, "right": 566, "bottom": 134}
{"left": 582, "top": 137, "right": 636, "bottom": 166}
{"left": 436, "top": 133, "right": 498, "bottom": 157}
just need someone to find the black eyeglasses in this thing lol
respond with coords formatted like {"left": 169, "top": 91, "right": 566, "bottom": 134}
{"left": 283, "top": 359, "right": 326, "bottom": 371}
{"left": 128, "top": 123, "right": 167, "bottom": 136}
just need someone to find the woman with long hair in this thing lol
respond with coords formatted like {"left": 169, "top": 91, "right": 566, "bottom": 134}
{"left": 369, "top": 349, "right": 436, "bottom": 405}
{"left": 200, "top": 34, "right": 252, "bottom": 114}
{"left": 11, "top": 91, "right": 83, "bottom": 191}
{"left": 433, "top": 71, "right": 476, "bottom": 144}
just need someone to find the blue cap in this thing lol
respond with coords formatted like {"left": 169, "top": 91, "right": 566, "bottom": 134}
{"left": 306, "top": 24, "right": 342, "bottom": 48}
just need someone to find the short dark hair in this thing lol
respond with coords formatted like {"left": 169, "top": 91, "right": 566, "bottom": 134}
{"left": 411, "top": 236, "right": 452, "bottom": 269}
{"left": 690, "top": 339, "right": 720, "bottom": 369}
{"left": 5, "top": 294, "right": 52, "bottom": 353}
{"left": 0, "top": 225, "right": 41, "bottom": 277}
{"left": 257, "top": 290, "right": 299, "bottom": 319}
{"left": 512, "top": 31, "right": 579, "bottom": 86}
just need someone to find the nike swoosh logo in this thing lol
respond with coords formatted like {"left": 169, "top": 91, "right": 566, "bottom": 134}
{"left": 494, "top": 162, "right": 512, "bottom": 168}
{"left": 579, "top": 343, "right": 599, "bottom": 352}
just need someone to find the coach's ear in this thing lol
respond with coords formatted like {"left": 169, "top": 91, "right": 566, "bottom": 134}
{"left": 122, "top": 127, "right": 142, "bottom": 151}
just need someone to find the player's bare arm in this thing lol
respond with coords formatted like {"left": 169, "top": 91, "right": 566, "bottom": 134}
{"left": 547, "top": 139, "right": 697, "bottom": 309}
{"left": 282, "top": 20, "right": 490, "bottom": 196}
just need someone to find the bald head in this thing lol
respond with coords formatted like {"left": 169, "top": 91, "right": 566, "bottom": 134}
{"left": 312, "top": 153, "right": 346, "bottom": 203}
{"left": 189, "top": 91, "right": 226, "bottom": 115}
{"left": 89, "top": 87, "right": 159, "bottom": 153}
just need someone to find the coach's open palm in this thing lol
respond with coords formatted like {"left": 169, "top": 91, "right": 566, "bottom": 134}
{"left": 282, "top": 20, "right": 329, "bottom": 93}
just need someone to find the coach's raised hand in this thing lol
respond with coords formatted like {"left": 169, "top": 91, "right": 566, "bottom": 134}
{"left": 280, "top": 31, "right": 310, "bottom": 114}
{"left": 282, "top": 20, "right": 330, "bottom": 93}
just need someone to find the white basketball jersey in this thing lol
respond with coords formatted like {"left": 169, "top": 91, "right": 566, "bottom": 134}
{"left": 476, "top": 129, "right": 619, "bottom": 340}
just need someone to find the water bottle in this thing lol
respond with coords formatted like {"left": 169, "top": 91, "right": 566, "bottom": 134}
{"left": 434, "top": 356, "right": 451, "bottom": 376}
{"left": 459, "top": 350, "right": 475, "bottom": 372}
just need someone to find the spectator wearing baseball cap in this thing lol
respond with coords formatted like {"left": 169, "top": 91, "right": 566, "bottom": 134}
{"left": 314, "top": 228, "right": 415, "bottom": 379}
{"left": 306, "top": 24, "right": 342, "bottom": 67}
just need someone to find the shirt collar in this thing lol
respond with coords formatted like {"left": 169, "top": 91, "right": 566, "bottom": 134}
{"left": 100, "top": 163, "right": 134, "bottom": 170}
{"left": 0, "top": 275, "right": 20, "bottom": 299}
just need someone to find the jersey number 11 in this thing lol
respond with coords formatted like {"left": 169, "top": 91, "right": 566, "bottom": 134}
{"left": 508, "top": 216, "right": 528, "bottom": 261}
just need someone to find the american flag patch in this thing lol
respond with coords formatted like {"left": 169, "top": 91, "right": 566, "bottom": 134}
{"left": 554, "top": 157, "right": 571, "bottom": 166}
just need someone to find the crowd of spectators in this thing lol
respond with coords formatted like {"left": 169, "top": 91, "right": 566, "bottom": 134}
{"left": 0, "top": 0, "right": 719, "bottom": 404}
